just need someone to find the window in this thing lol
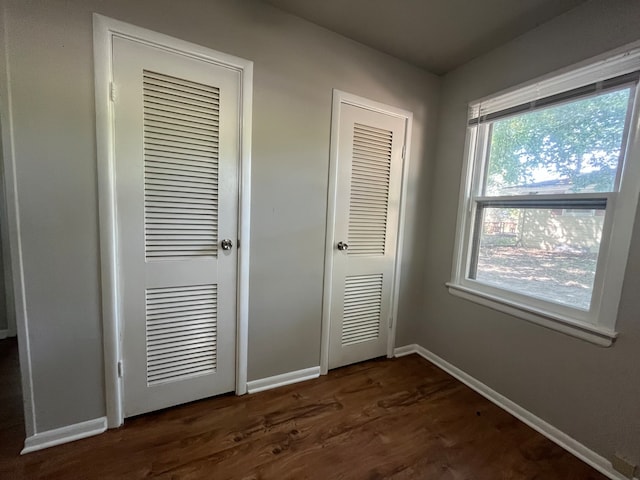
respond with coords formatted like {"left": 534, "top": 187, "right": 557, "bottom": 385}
{"left": 448, "top": 49, "right": 640, "bottom": 346}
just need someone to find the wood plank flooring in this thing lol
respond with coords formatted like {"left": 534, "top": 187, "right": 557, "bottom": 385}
{"left": 0, "top": 348, "right": 606, "bottom": 479}
{"left": 0, "top": 338, "right": 25, "bottom": 464}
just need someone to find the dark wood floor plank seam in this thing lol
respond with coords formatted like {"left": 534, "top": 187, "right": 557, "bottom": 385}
{"left": 0, "top": 348, "right": 607, "bottom": 480}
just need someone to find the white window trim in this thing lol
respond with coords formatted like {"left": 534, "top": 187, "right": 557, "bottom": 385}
{"left": 449, "top": 43, "right": 640, "bottom": 347}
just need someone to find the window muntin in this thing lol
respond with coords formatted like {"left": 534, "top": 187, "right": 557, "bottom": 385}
{"left": 455, "top": 71, "right": 638, "bottom": 328}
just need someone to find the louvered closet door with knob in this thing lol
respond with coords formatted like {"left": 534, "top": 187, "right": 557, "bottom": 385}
{"left": 328, "top": 104, "right": 406, "bottom": 370}
{"left": 113, "top": 37, "right": 240, "bottom": 417}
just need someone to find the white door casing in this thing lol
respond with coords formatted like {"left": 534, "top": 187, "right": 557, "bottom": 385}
{"left": 324, "top": 91, "right": 412, "bottom": 371}
{"left": 94, "top": 15, "right": 252, "bottom": 426}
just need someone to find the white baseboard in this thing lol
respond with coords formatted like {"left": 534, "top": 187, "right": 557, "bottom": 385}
{"left": 22, "top": 417, "right": 107, "bottom": 454}
{"left": 393, "top": 344, "right": 419, "bottom": 357}
{"left": 247, "top": 366, "right": 321, "bottom": 394}
{"left": 395, "top": 345, "right": 634, "bottom": 480}
{"left": 0, "top": 328, "right": 17, "bottom": 339}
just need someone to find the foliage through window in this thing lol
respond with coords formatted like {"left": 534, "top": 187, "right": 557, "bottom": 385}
{"left": 450, "top": 56, "right": 640, "bottom": 341}
{"left": 485, "top": 89, "right": 630, "bottom": 196}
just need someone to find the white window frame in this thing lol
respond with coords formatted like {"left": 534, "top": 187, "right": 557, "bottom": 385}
{"left": 447, "top": 45, "right": 640, "bottom": 347}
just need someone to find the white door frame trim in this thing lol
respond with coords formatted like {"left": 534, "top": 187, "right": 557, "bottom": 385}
{"left": 93, "top": 14, "right": 253, "bottom": 428}
{"left": 320, "top": 89, "right": 413, "bottom": 375}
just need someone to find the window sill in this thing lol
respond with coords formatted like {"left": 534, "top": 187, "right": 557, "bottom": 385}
{"left": 445, "top": 283, "right": 618, "bottom": 347}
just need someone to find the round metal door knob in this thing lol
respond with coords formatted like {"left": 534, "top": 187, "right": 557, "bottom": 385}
{"left": 337, "top": 241, "right": 349, "bottom": 251}
{"left": 221, "top": 239, "right": 233, "bottom": 250}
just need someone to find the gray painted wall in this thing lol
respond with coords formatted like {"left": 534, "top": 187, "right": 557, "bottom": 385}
{"left": 423, "top": 0, "right": 640, "bottom": 465}
{"left": 2, "top": 0, "right": 439, "bottom": 432}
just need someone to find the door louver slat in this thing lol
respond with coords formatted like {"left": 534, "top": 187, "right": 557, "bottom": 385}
{"left": 146, "top": 285, "right": 217, "bottom": 385}
{"left": 341, "top": 274, "right": 383, "bottom": 346}
{"left": 145, "top": 147, "right": 217, "bottom": 163}
{"left": 348, "top": 123, "right": 392, "bottom": 256}
{"left": 143, "top": 70, "right": 219, "bottom": 259}
{"left": 148, "top": 347, "right": 216, "bottom": 364}
{"left": 147, "top": 337, "right": 217, "bottom": 354}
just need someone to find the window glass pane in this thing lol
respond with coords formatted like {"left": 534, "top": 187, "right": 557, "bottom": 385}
{"left": 470, "top": 207, "right": 604, "bottom": 310}
{"left": 484, "top": 88, "right": 631, "bottom": 196}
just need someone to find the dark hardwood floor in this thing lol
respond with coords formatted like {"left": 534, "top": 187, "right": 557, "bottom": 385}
{"left": 0, "top": 349, "right": 605, "bottom": 479}
{"left": 0, "top": 338, "right": 25, "bottom": 464}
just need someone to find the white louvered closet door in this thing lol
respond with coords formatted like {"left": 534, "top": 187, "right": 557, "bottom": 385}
{"left": 328, "top": 104, "right": 406, "bottom": 369}
{"left": 113, "top": 37, "right": 240, "bottom": 417}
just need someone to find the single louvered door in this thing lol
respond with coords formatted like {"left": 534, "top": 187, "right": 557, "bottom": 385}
{"left": 328, "top": 103, "right": 406, "bottom": 369}
{"left": 113, "top": 37, "right": 240, "bottom": 416}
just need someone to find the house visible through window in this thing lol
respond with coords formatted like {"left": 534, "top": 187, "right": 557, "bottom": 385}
{"left": 448, "top": 50, "right": 640, "bottom": 344}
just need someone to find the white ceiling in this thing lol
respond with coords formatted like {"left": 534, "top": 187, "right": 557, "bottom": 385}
{"left": 263, "top": 0, "right": 588, "bottom": 75}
